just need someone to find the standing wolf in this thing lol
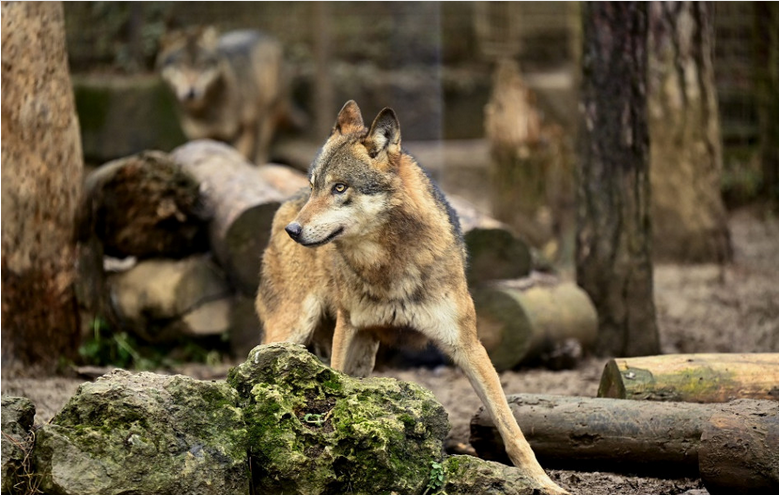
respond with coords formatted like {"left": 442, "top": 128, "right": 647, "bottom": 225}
{"left": 157, "top": 26, "right": 287, "bottom": 165}
{"left": 257, "top": 101, "right": 566, "bottom": 494}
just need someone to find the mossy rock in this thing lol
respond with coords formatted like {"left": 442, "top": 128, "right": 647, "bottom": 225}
{"left": 228, "top": 343, "right": 451, "bottom": 494}
{"left": 33, "top": 370, "right": 248, "bottom": 494}
{"left": 442, "top": 455, "right": 541, "bottom": 495}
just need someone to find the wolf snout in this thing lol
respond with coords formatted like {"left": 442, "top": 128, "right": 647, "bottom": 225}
{"left": 285, "top": 222, "right": 303, "bottom": 241}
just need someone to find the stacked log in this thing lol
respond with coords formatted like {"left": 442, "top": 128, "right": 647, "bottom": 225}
{"left": 107, "top": 255, "right": 232, "bottom": 342}
{"left": 471, "top": 352, "right": 780, "bottom": 493}
{"left": 80, "top": 150, "right": 208, "bottom": 259}
{"left": 170, "top": 141, "right": 291, "bottom": 296}
{"left": 81, "top": 139, "right": 593, "bottom": 367}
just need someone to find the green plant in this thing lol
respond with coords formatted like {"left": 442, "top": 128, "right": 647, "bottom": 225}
{"left": 302, "top": 413, "right": 326, "bottom": 426}
{"left": 424, "top": 460, "right": 446, "bottom": 495}
{"left": 78, "top": 316, "right": 231, "bottom": 370}
{"left": 79, "top": 316, "right": 140, "bottom": 369}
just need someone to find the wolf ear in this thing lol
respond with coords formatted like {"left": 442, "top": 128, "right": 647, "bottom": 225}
{"left": 333, "top": 100, "right": 365, "bottom": 135}
{"left": 198, "top": 26, "right": 219, "bottom": 49}
{"left": 364, "top": 108, "right": 401, "bottom": 160}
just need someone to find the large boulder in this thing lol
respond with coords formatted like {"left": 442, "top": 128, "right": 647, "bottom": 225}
{"left": 33, "top": 370, "right": 248, "bottom": 494}
{"left": 1, "top": 396, "right": 36, "bottom": 494}
{"left": 228, "top": 343, "right": 451, "bottom": 494}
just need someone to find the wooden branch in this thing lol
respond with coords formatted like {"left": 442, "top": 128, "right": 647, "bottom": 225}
{"left": 470, "top": 393, "right": 777, "bottom": 478}
{"left": 473, "top": 279, "right": 597, "bottom": 371}
{"left": 597, "top": 353, "right": 780, "bottom": 403}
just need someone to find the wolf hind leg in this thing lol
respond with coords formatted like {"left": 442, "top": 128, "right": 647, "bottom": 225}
{"left": 448, "top": 336, "right": 567, "bottom": 494}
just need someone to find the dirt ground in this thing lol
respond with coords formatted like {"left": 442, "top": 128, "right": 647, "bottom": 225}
{"left": 2, "top": 205, "right": 777, "bottom": 495}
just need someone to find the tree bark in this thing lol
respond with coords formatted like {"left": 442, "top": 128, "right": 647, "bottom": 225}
{"left": 576, "top": 2, "right": 660, "bottom": 357}
{"left": 598, "top": 353, "right": 779, "bottom": 403}
{"left": 470, "top": 393, "right": 777, "bottom": 478}
{"left": 485, "top": 58, "right": 571, "bottom": 249}
{"left": 698, "top": 400, "right": 779, "bottom": 494}
{"left": 472, "top": 279, "right": 597, "bottom": 371}
{"left": 754, "top": 2, "right": 779, "bottom": 201}
{"left": 1, "top": 2, "right": 83, "bottom": 372}
{"left": 648, "top": 2, "right": 732, "bottom": 263}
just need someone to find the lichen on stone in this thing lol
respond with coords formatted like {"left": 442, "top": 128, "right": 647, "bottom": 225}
{"left": 228, "top": 343, "right": 450, "bottom": 494}
{"left": 33, "top": 370, "right": 249, "bottom": 495}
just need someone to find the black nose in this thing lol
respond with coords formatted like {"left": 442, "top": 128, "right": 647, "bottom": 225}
{"left": 186, "top": 88, "right": 196, "bottom": 100}
{"left": 285, "top": 222, "right": 302, "bottom": 240}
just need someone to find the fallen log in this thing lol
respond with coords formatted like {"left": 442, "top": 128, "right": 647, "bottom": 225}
{"left": 472, "top": 278, "right": 597, "bottom": 371}
{"left": 597, "top": 353, "right": 780, "bottom": 403}
{"left": 698, "top": 400, "right": 779, "bottom": 494}
{"left": 470, "top": 393, "right": 777, "bottom": 478}
{"left": 171, "top": 140, "right": 290, "bottom": 296}
{"left": 107, "top": 255, "right": 232, "bottom": 342}
{"left": 79, "top": 151, "right": 208, "bottom": 259}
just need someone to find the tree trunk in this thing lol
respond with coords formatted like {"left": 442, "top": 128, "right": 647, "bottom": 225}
{"left": 754, "top": 2, "right": 778, "bottom": 202}
{"left": 598, "top": 353, "right": 779, "bottom": 403}
{"left": 470, "top": 393, "right": 777, "bottom": 478}
{"left": 576, "top": 2, "right": 660, "bottom": 357}
{"left": 1, "top": 2, "right": 83, "bottom": 372}
{"left": 648, "top": 2, "right": 732, "bottom": 263}
{"left": 170, "top": 140, "right": 290, "bottom": 296}
{"left": 485, "top": 58, "right": 571, "bottom": 249}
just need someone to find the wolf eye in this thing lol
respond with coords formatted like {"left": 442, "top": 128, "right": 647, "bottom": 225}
{"left": 332, "top": 183, "right": 347, "bottom": 194}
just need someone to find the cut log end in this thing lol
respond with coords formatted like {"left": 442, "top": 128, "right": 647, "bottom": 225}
{"left": 82, "top": 151, "right": 209, "bottom": 259}
{"left": 473, "top": 280, "right": 598, "bottom": 371}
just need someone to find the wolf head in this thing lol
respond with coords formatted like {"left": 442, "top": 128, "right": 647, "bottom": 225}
{"left": 156, "top": 26, "right": 223, "bottom": 109}
{"left": 286, "top": 101, "right": 403, "bottom": 247}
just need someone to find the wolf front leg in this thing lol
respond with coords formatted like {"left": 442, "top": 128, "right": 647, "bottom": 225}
{"left": 261, "top": 293, "right": 323, "bottom": 345}
{"left": 331, "top": 310, "right": 379, "bottom": 377}
{"left": 447, "top": 318, "right": 568, "bottom": 494}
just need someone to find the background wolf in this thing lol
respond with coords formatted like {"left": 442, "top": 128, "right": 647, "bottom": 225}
{"left": 157, "top": 26, "right": 287, "bottom": 165}
{"left": 256, "top": 100, "right": 566, "bottom": 494}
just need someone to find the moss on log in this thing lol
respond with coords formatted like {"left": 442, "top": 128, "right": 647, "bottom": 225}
{"left": 597, "top": 353, "right": 779, "bottom": 403}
